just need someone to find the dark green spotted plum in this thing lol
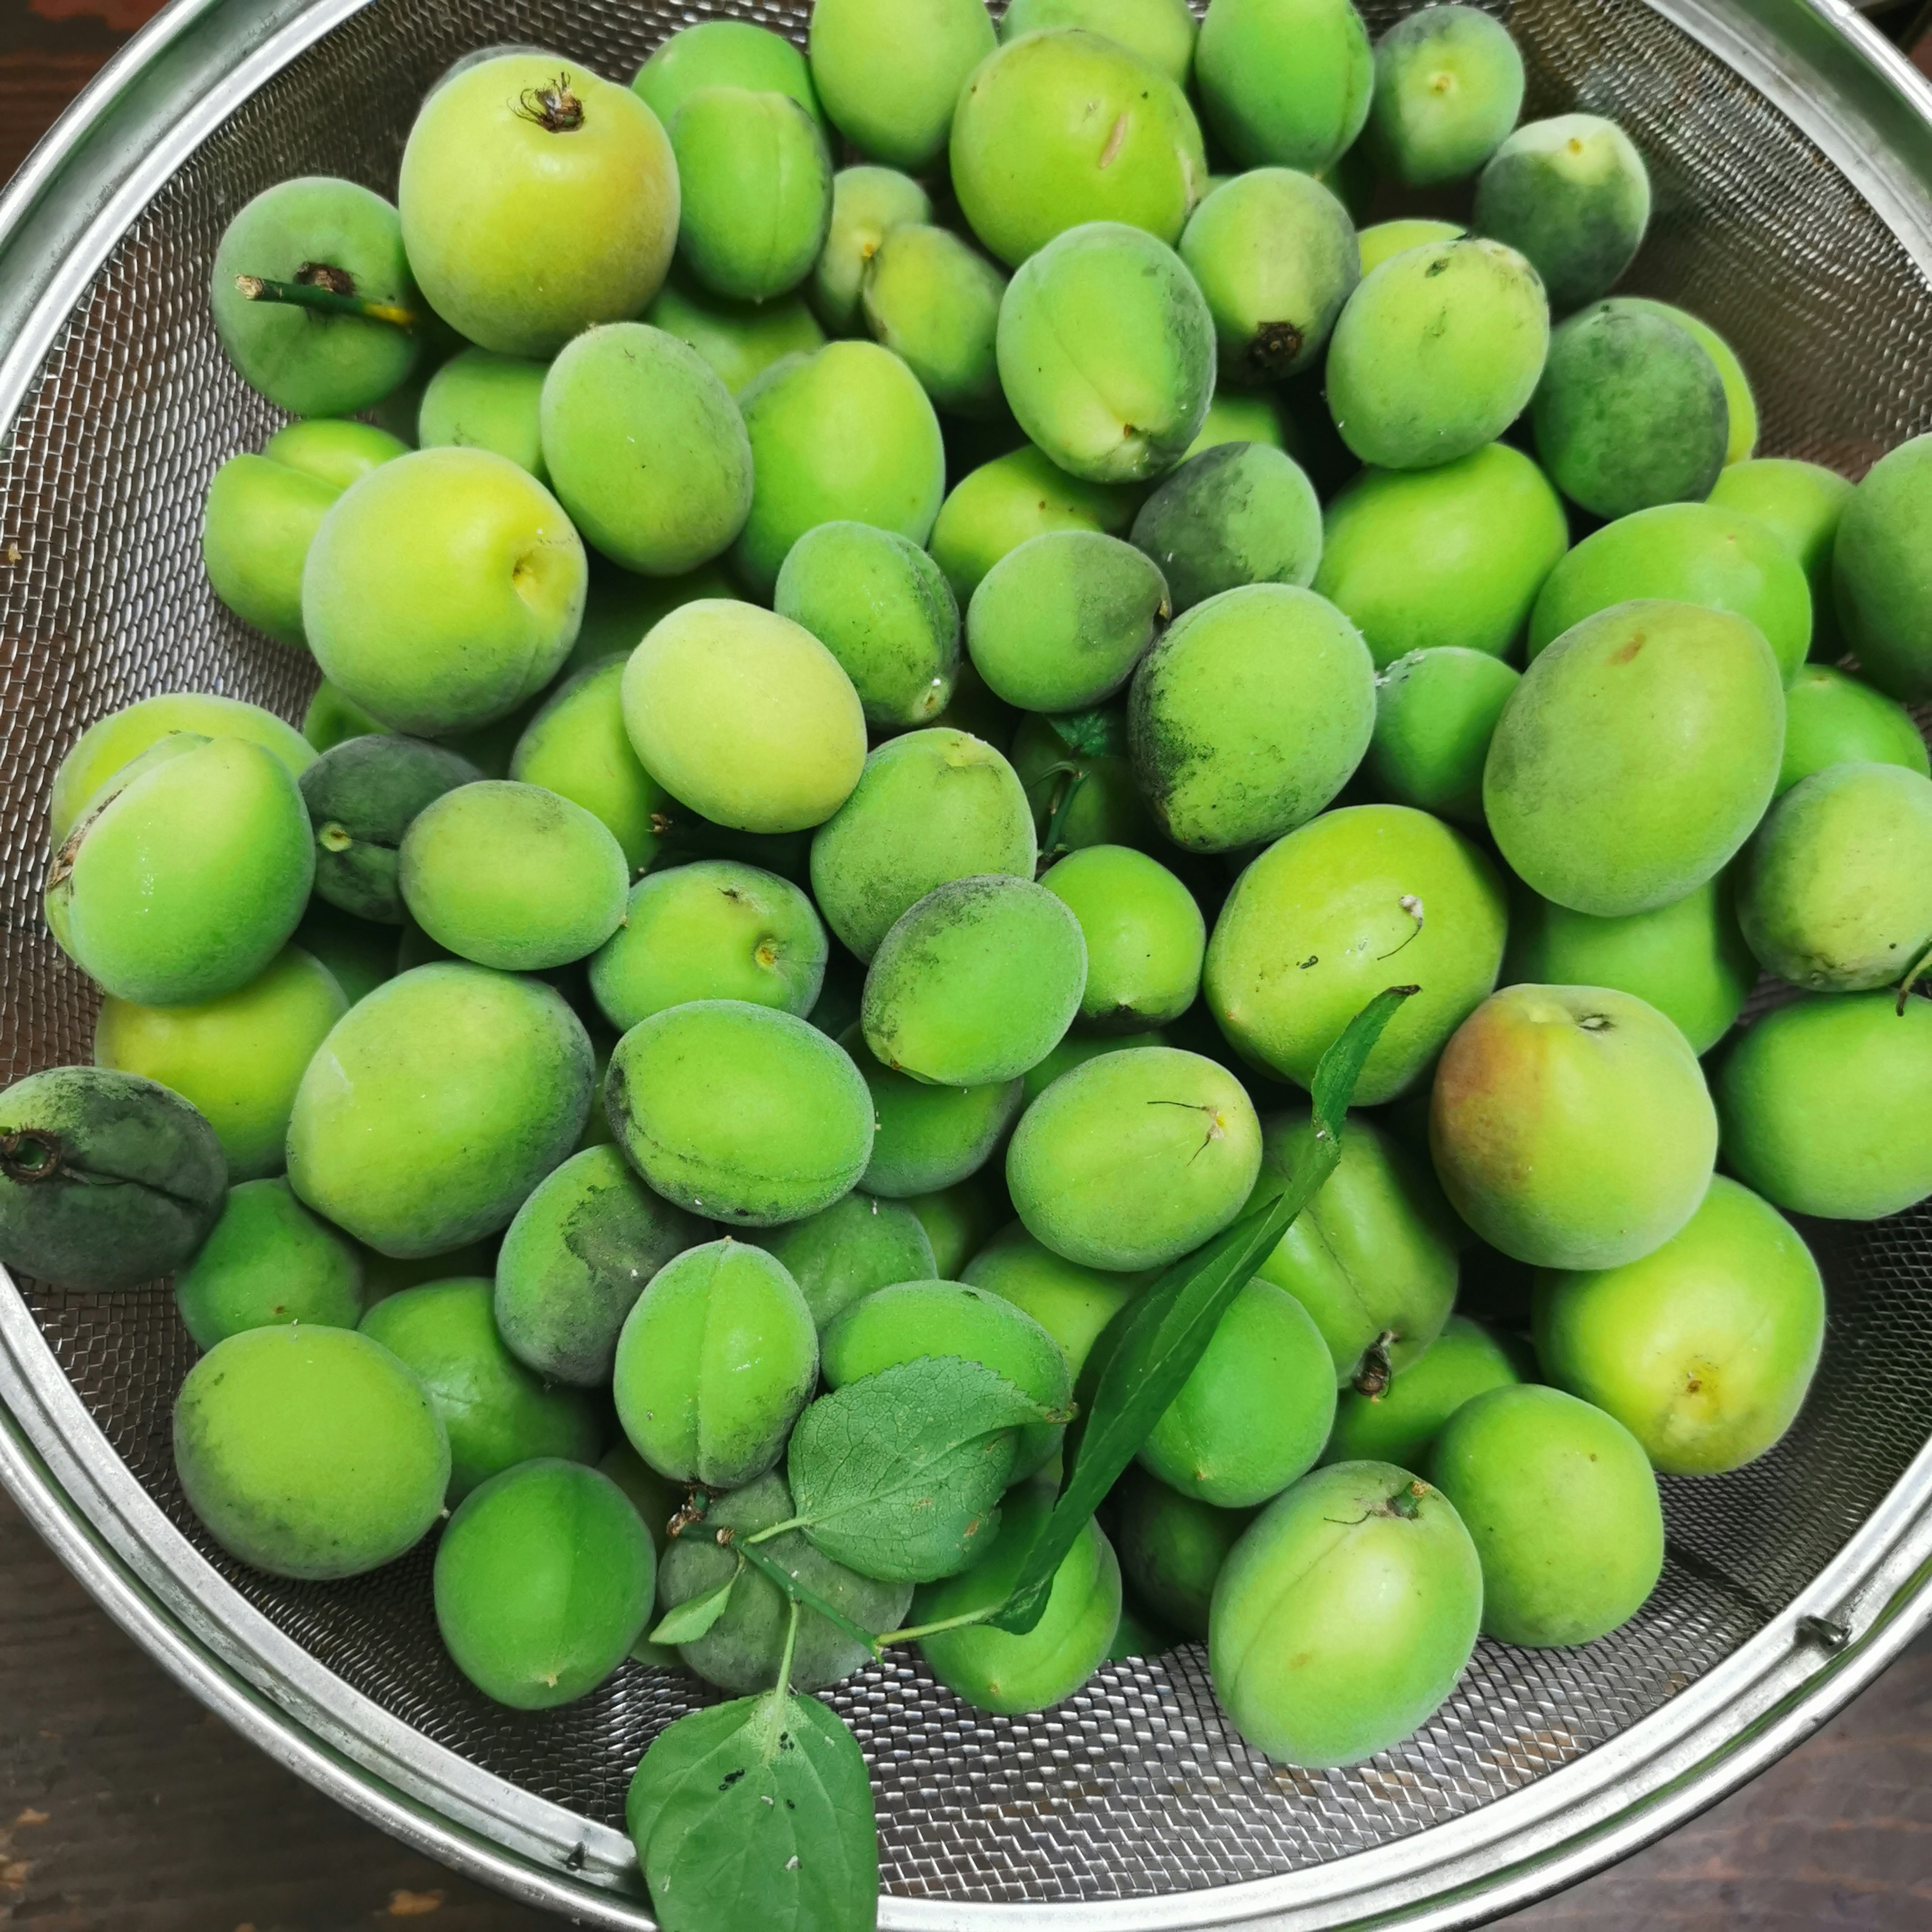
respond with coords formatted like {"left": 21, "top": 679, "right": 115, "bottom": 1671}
{"left": 398, "top": 780, "right": 628, "bottom": 972}
{"left": 418, "top": 349, "right": 548, "bottom": 477}
{"left": 950, "top": 30, "right": 1206, "bottom": 267}
{"left": 1364, "top": 648, "right": 1520, "bottom": 824}
{"left": 1323, "top": 1315, "right": 1523, "bottom": 1469}
{"left": 733, "top": 341, "right": 946, "bottom": 595}
{"left": 746, "top": 1191, "right": 936, "bottom": 1329}
{"left": 1431, "top": 984, "right": 1718, "bottom": 1268}
{"left": 1503, "top": 877, "right": 1754, "bottom": 1056}
{"left": 0, "top": 1067, "right": 225, "bottom": 1292}
{"left": 174, "top": 1177, "right": 364, "bottom": 1349}
{"left": 811, "top": 0, "right": 994, "bottom": 170}
{"left": 174, "top": 1323, "right": 448, "bottom": 1578}
{"left": 1364, "top": 6, "right": 1524, "bottom": 186}
{"left": 1711, "top": 458, "right": 1852, "bottom": 642}
{"left": 1778, "top": 665, "right": 1929, "bottom": 795}
{"left": 812, "top": 166, "right": 933, "bottom": 334}
{"left": 590, "top": 861, "right": 826, "bottom": 1032}
{"left": 1249, "top": 1105, "right": 1459, "bottom": 1384}
{"left": 1140, "top": 1276, "right": 1335, "bottom": 1506}
{"left": 863, "top": 876, "right": 1087, "bottom": 1086}
{"left": 1113, "top": 1467, "right": 1250, "bottom": 1637}
{"left": 632, "top": 19, "right": 826, "bottom": 135}
{"left": 1313, "top": 443, "right": 1568, "bottom": 666}
{"left": 1206, "top": 803, "right": 1508, "bottom": 1101}
{"left": 916, "top": 1483, "right": 1121, "bottom": 1714}
{"left": 1013, "top": 706, "right": 1158, "bottom": 858}
{"left": 1528, "top": 501, "right": 1812, "bottom": 682}
{"left": 510, "top": 659, "right": 667, "bottom": 873}
{"left": 811, "top": 729, "right": 1035, "bottom": 961}
{"left": 48, "top": 736, "right": 314, "bottom": 1008}
{"left": 209, "top": 177, "right": 421, "bottom": 416}
{"left": 1040, "top": 846, "right": 1203, "bottom": 1029}
{"left": 495, "top": 1144, "right": 705, "bottom": 1385}
{"left": 775, "top": 522, "right": 961, "bottom": 730}
{"left": 1209, "top": 1461, "right": 1481, "bottom": 1765}
{"left": 1486, "top": 601, "right": 1785, "bottom": 916}
{"left": 961, "top": 1220, "right": 1141, "bottom": 1374}
{"left": 435, "top": 1459, "right": 652, "bottom": 1708}
{"left": 612, "top": 1238, "right": 817, "bottom": 1487}
{"left": 287, "top": 961, "right": 592, "bottom": 1256}
{"left": 1195, "top": 0, "right": 1373, "bottom": 172}
{"left": 1621, "top": 297, "right": 1757, "bottom": 466}
{"left": 606, "top": 1001, "right": 873, "bottom": 1223}
{"left": 1533, "top": 301, "right": 1730, "bottom": 520}
{"left": 95, "top": 946, "right": 347, "bottom": 1180}
{"left": 842, "top": 1025, "right": 1023, "bottom": 1199}
{"left": 645, "top": 269, "right": 825, "bottom": 398}
{"left": 930, "top": 444, "right": 1142, "bottom": 603}
{"left": 1008, "top": 1046, "right": 1261, "bottom": 1270}
{"left": 656, "top": 1472, "right": 912, "bottom": 1692}
{"left": 1326, "top": 238, "right": 1549, "bottom": 470}
{"left": 361, "top": 1277, "right": 602, "bottom": 1499}
{"left": 1130, "top": 443, "right": 1322, "bottom": 615}
{"left": 299, "top": 734, "right": 480, "bottom": 924}
{"left": 1736, "top": 762, "right": 1932, "bottom": 992}
{"left": 861, "top": 224, "right": 1007, "bottom": 418}
{"left": 1536, "top": 1175, "right": 1822, "bottom": 1476}
{"left": 997, "top": 223, "right": 1215, "bottom": 482}
{"left": 1129, "top": 583, "right": 1376, "bottom": 851}
{"left": 1430, "top": 1384, "right": 1662, "bottom": 1645}
{"left": 1474, "top": 114, "right": 1650, "bottom": 310}
{"left": 1179, "top": 170, "right": 1357, "bottom": 383}
{"left": 1833, "top": 433, "right": 1932, "bottom": 703}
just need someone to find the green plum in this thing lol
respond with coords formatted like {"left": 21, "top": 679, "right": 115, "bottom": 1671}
{"left": 861, "top": 224, "right": 1007, "bottom": 418}
{"left": 861, "top": 875, "right": 1087, "bottom": 1086}
{"left": 1141, "top": 1277, "right": 1335, "bottom": 1506}
{"left": 1736, "top": 762, "right": 1932, "bottom": 991}
{"left": 597, "top": 1439, "right": 685, "bottom": 1662}
{"left": 417, "top": 348, "right": 548, "bottom": 477}
{"left": 398, "top": 54, "right": 678, "bottom": 357}
{"left": 1484, "top": 601, "right": 1786, "bottom": 916}
{"left": 495, "top": 1143, "right": 705, "bottom": 1385}
{"left": 811, "top": 166, "right": 933, "bottom": 334}
{"left": 1186, "top": 388, "right": 1290, "bottom": 456}
{"left": 566, "top": 556, "right": 739, "bottom": 677}
{"left": 174, "top": 1323, "right": 448, "bottom": 1578}
{"left": 1503, "top": 877, "right": 1754, "bottom": 1056}
{"left": 961, "top": 1220, "right": 1140, "bottom": 1373}
{"left": 1209, "top": 1461, "right": 1481, "bottom": 1765}
{"left": 303, "top": 447, "right": 586, "bottom": 737}
{"left": 612, "top": 1237, "right": 817, "bottom": 1487}
{"left": 49, "top": 736, "right": 314, "bottom": 1007}
{"left": 1195, "top": 0, "right": 1373, "bottom": 172}
{"left": 929, "top": 444, "right": 1141, "bottom": 603}
{"left": 1180, "top": 170, "right": 1357, "bottom": 383}
{"left": 1008, "top": 1046, "right": 1261, "bottom": 1270}
{"left": 1365, "top": 648, "right": 1520, "bottom": 824}
{"left": 510, "top": 658, "right": 667, "bottom": 873}
{"left": 621, "top": 599, "right": 866, "bottom": 833}
{"left": 1710, "top": 459, "right": 1852, "bottom": 639}
{"left": 996, "top": 222, "right": 1215, "bottom": 482}
{"left": 632, "top": 20, "right": 826, "bottom": 135}
{"left": 292, "top": 902, "right": 394, "bottom": 1007}
{"left": 916, "top": 1483, "right": 1121, "bottom": 1714}
{"left": 810, "top": 0, "right": 996, "bottom": 170}
{"left": 1129, "top": 583, "right": 1376, "bottom": 851}
{"left": 1003, "top": 0, "right": 1196, "bottom": 83}
{"left": 1364, "top": 6, "right": 1524, "bottom": 186}
{"left": 1474, "top": 114, "right": 1651, "bottom": 310}
{"left": 1430, "top": 1384, "right": 1662, "bottom": 1644}
{"left": 1431, "top": 983, "right": 1718, "bottom": 1268}
{"left": 94, "top": 945, "right": 346, "bottom": 1180}
{"left": 1129, "top": 443, "right": 1322, "bottom": 615}
{"left": 1113, "top": 1467, "right": 1249, "bottom": 1637}
{"left": 174, "top": 1177, "right": 364, "bottom": 1350}
{"left": 1778, "top": 664, "right": 1929, "bottom": 795}
{"left": 605, "top": 1000, "right": 874, "bottom": 1223}
{"left": 950, "top": 30, "right": 1206, "bottom": 267}
{"left": 302, "top": 679, "right": 387, "bottom": 754}
{"left": 1356, "top": 217, "right": 1466, "bottom": 273}
{"left": 1621, "top": 297, "right": 1758, "bottom": 466}
{"left": 734, "top": 340, "right": 946, "bottom": 595}
{"left": 1533, "top": 301, "right": 1730, "bottom": 520}
{"left": 1013, "top": 706, "right": 1158, "bottom": 859}
{"left": 842, "top": 1025, "right": 1023, "bottom": 1199}
{"left": 1206, "top": 803, "right": 1508, "bottom": 1101}
{"left": 1323, "top": 1315, "right": 1523, "bottom": 1468}
{"left": 299, "top": 734, "right": 481, "bottom": 924}
{"left": 360, "top": 1235, "right": 501, "bottom": 1306}
{"left": 1326, "top": 238, "right": 1549, "bottom": 470}
{"left": 774, "top": 522, "right": 962, "bottom": 730}
{"left": 434, "top": 1459, "right": 653, "bottom": 1707}
{"left": 0, "top": 1067, "right": 226, "bottom": 1292}
{"left": 209, "top": 177, "right": 420, "bottom": 415}
{"left": 1040, "top": 845, "right": 1203, "bottom": 1029}
{"left": 361, "top": 1277, "right": 602, "bottom": 1499}
{"left": 745, "top": 1191, "right": 937, "bottom": 1329}
{"left": 1020, "top": 1027, "right": 1166, "bottom": 1103}
{"left": 1833, "top": 432, "right": 1932, "bottom": 703}
{"left": 644, "top": 269, "right": 825, "bottom": 398}
{"left": 909, "top": 1175, "right": 1012, "bottom": 1279}
{"left": 1313, "top": 443, "right": 1568, "bottom": 666}
{"left": 287, "top": 961, "right": 592, "bottom": 1256}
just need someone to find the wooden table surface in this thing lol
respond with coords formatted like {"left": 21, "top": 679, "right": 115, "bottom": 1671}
{"left": 5, "top": 1, "right": 1932, "bottom": 1925}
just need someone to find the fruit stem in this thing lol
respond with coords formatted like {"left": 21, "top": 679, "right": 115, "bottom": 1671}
{"left": 233, "top": 274, "right": 417, "bottom": 330}
{"left": 0, "top": 1131, "right": 63, "bottom": 1185}
{"left": 1896, "top": 937, "right": 1932, "bottom": 1015}
{"left": 1038, "top": 766, "right": 1090, "bottom": 870}
{"left": 516, "top": 73, "right": 584, "bottom": 133}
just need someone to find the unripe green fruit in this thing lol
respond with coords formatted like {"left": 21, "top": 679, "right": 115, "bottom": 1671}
{"left": 1130, "top": 442, "right": 1323, "bottom": 615}
{"left": 745, "top": 1191, "right": 937, "bottom": 1330}
{"left": 510, "top": 658, "right": 668, "bottom": 874}
{"left": 1363, "top": 6, "right": 1524, "bottom": 187}
{"left": 810, "top": 0, "right": 996, "bottom": 170}
{"left": 1113, "top": 1467, "right": 1249, "bottom": 1637}
{"left": 930, "top": 445, "right": 1141, "bottom": 604}
{"left": 961, "top": 1221, "right": 1142, "bottom": 1377}
{"left": 1195, "top": 0, "right": 1374, "bottom": 173}
{"left": 1323, "top": 1315, "right": 1524, "bottom": 1469}
{"left": 1777, "top": 665, "right": 1928, "bottom": 796}
{"left": 1832, "top": 432, "right": 1932, "bottom": 702}
{"left": 1364, "top": 647, "right": 1520, "bottom": 825}
{"left": 1039, "top": 845, "right": 1204, "bottom": 1029}
{"left": 812, "top": 166, "right": 933, "bottom": 335}
{"left": 418, "top": 348, "right": 548, "bottom": 478}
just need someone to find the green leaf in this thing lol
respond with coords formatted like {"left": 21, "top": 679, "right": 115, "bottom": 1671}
{"left": 649, "top": 1566, "right": 740, "bottom": 1647}
{"left": 628, "top": 1688, "right": 878, "bottom": 1932}
{"left": 987, "top": 985, "right": 1418, "bottom": 1635}
{"left": 785, "top": 1355, "right": 1055, "bottom": 1583}
{"left": 1046, "top": 706, "right": 1122, "bottom": 759}
{"left": 735, "top": 1535, "right": 887, "bottom": 1659}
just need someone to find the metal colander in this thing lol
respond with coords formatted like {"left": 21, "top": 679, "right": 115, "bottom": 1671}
{"left": 1, "top": 0, "right": 1930, "bottom": 1925}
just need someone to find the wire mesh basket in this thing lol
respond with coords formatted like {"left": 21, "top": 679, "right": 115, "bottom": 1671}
{"left": 0, "top": 0, "right": 1930, "bottom": 1925}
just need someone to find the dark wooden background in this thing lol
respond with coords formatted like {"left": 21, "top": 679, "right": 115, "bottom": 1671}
{"left": 4, "top": 0, "right": 1932, "bottom": 1924}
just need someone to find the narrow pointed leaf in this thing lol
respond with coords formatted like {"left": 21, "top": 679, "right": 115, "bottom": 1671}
{"left": 649, "top": 1567, "right": 740, "bottom": 1647}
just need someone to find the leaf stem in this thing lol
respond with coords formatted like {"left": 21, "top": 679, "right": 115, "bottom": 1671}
{"left": 875, "top": 1606, "right": 997, "bottom": 1647}
{"left": 233, "top": 273, "right": 417, "bottom": 329}
{"left": 736, "top": 1536, "right": 884, "bottom": 1656}
{"left": 744, "top": 1516, "right": 808, "bottom": 1546}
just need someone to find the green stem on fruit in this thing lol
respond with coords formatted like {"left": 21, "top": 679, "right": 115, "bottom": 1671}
{"left": 233, "top": 274, "right": 417, "bottom": 330}
{"left": 0, "top": 1131, "right": 63, "bottom": 1184}
{"left": 874, "top": 1606, "right": 996, "bottom": 1648}
{"left": 744, "top": 1516, "right": 807, "bottom": 1546}
{"left": 1897, "top": 937, "right": 1932, "bottom": 1015}
{"left": 1039, "top": 767, "right": 1090, "bottom": 869}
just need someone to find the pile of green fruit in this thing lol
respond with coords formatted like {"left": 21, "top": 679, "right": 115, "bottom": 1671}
{"left": 4, "top": 0, "right": 1931, "bottom": 1922}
